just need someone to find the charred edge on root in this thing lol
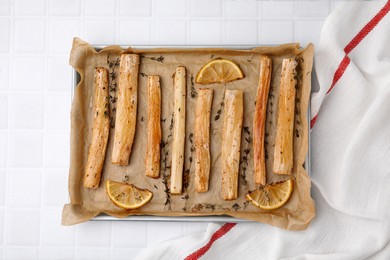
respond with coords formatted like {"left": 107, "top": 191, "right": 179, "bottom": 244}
{"left": 181, "top": 133, "right": 195, "bottom": 211}
{"left": 106, "top": 53, "right": 120, "bottom": 128}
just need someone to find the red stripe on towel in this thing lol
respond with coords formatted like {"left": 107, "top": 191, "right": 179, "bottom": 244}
{"left": 311, "top": 0, "right": 390, "bottom": 128}
{"left": 310, "top": 114, "right": 318, "bottom": 129}
{"left": 344, "top": 1, "right": 390, "bottom": 54}
{"left": 325, "top": 56, "right": 351, "bottom": 95}
{"left": 185, "top": 223, "right": 236, "bottom": 260}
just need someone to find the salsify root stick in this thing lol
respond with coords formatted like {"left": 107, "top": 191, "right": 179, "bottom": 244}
{"left": 111, "top": 54, "right": 140, "bottom": 166}
{"left": 170, "top": 66, "right": 186, "bottom": 195}
{"left": 273, "top": 58, "right": 298, "bottom": 175}
{"left": 84, "top": 67, "right": 110, "bottom": 189}
{"left": 221, "top": 90, "right": 243, "bottom": 200}
{"left": 194, "top": 88, "right": 213, "bottom": 192}
{"left": 253, "top": 56, "right": 272, "bottom": 185}
{"left": 145, "top": 75, "right": 161, "bottom": 178}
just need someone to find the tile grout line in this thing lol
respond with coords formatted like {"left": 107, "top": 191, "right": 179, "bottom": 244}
{"left": 258, "top": 1, "right": 262, "bottom": 44}
{"left": 183, "top": 0, "right": 190, "bottom": 232}
{"left": 115, "top": 0, "right": 119, "bottom": 45}
{"left": 293, "top": 0, "right": 298, "bottom": 43}
{"left": 146, "top": 0, "right": 153, "bottom": 248}
{"left": 109, "top": 0, "right": 121, "bottom": 257}
{"left": 150, "top": 0, "right": 155, "bottom": 45}
{"left": 38, "top": 0, "right": 50, "bottom": 258}
{"left": 186, "top": 0, "right": 190, "bottom": 44}
{"left": 74, "top": 0, "right": 87, "bottom": 257}
{"left": 222, "top": 0, "right": 226, "bottom": 45}
{"left": 2, "top": 0, "right": 15, "bottom": 255}
{"left": 4, "top": 15, "right": 329, "bottom": 21}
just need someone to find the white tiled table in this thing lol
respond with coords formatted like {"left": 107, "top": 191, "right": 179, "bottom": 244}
{"left": 0, "top": 0, "right": 336, "bottom": 259}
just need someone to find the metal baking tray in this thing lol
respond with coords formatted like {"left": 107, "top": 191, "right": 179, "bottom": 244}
{"left": 71, "top": 45, "right": 312, "bottom": 223}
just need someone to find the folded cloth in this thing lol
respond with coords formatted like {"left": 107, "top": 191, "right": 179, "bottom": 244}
{"left": 136, "top": 1, "right": 390, "bottom": 259}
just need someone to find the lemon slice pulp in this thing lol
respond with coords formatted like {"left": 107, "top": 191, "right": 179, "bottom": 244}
{"left": 106, "top": 179, "right": 153, "bottom": 210}
{"left": 246, "top": 179, "right": 293, "bottom": 210}
{"left": 196, "top": 59, "right": 244, "bottom": 84}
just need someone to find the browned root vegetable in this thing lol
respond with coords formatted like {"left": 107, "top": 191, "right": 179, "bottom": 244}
{"left": 194, "top": 88, "right": 213, "bottom": 192}
{"left": 273, "top": 58, "right": 298, "bottom": 175}
{"left": 84, "top": 67, "right": 110, "bottom": 189}
{"left": 221, "top": 90, "right": 243, "bottom": 200}
{"left": 145, "top": 75, "right": 161, "bottom": 178}
{"left": 111, "top": 54, "right": 140, "bottom": 166}
{"left": 170, "top": 66, "right": 186, "bottom": 195}
{"left": 253, "top": 56, "right": 272, "bottom": 185}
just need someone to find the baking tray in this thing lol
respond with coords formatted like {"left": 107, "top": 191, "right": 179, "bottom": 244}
{"left": 71, "top": 45, "right": 312, "bottom": 223}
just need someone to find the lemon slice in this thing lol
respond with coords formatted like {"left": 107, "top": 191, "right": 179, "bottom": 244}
{"left": 106, "top": 180, "right": 153, "bottom": 210}
{"left": 196, "top": 59, "right": 244, "bottom": 84}
{"left": 246, "top": 179, "right": 293, "bottom": 210}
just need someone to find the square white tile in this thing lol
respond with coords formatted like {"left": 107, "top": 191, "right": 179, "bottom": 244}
{"left": 261, "top": 21, "right": 295, "bottom": 44}
{"left": 14, "top": 0, "right": 45, "bottom": 16}
{"left": 44, "top": 132, "right": 70, "bottom": 168}
{"left": 76, "top": 221, "right": 112, "bottom": 247}
{"left": 5, "top": 208, "right": 40, "bottom": 246}
{"left": 0, "top": 19, "right": 10, "bottom": 52}
{"left": 296, "top": 20, "right": 325, "bottom": 46}
{"left": 0, "top": 169, "right": 5, "bottom": 205}
{"left": 75, "top": 248, "right": 111, "bottom": 260}
{"left": 40, "top": 248, "right": 74, "bottom": 260}
{"left": 12, "top": 56, "right": 45, "bottom": 91}
{"left": 261, "top": 1, "right": 295, "bottom": 18}
{"left": 84, "top": 19, "right": 116, "bottom": 44}
{"left": 49, "top": 19, "right": 81, "bottom": 53}
{"left": 190, "top": 20, "right": 222, "bottom": 45}
{"left": 153, "top": 20, "right": 187, "bottom": 44}
{"left": 190, "top": 0, "right": 222, "bottom": 17}
{"left": 48, "top": 56, "right": 72, "bottom": 92}
{"left": 43, "top": 169, "right": 69, "bottom": 207}
{"left": 298, "top": 1, "right": 330, "bottom": 18}
{"left": 0, "top": 0, "right": 10, "bottom": 15}
{"left": 147, "top": 222, "right": 183, "bottom": 245}
{"left": 112, "top": 248, "right": 143, "bottom": 260}
{"left": 118, "top": 20, "right": 151, "bottom": 45}
{"left": 47, "top": 93, "right": 71, "bottom": 130}
{"left": 84, "top": 0, "right": 116, "bottom": 16}
{"left": 226, "top": 0, "right": 258, "bottom": 17}
{"left": 0, "top": 132, "right": 6, "bottom": 166}
{"left": 7, "top": 169, "right": 41, "bottom": 207}
{"left": 9, "top": 133, "right": 43, "bottom": 168}
{"left": 4, "top": 247, "right": 39, "bottom": 260}
{"left": 10, "top": 94, "right": 44, "bottom": 129}
{"left": 14, "top": 19, "right": 46, "bottom": 53}
{"left": 42, "top": 208, "right": 76, "bottom": 247}
{"left": 0, "top": 56, "right": 10, "bottom": 90}
{"left": 49, "top": 0, "right": 81, "bottom": 16}
{"left": 225, "top": 20, "right": 258, "bottom": 44}
{"left": 119, "top": 0, "right": 151, "bottom": 16}
{"left": 112, "top": 221, "right": 148, "bottom": 248}
{"left": 154, "top": 0, "right": 187, "bottom": 17}
{"left": 0, "top": 94, "right": 8, "bottom": 129}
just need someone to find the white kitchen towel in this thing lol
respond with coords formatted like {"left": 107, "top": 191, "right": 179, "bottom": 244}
{"left": 136, "top": 1, "right": 390, "bottom": 259}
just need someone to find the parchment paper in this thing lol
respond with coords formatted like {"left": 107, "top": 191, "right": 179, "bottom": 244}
{"left": 62, "top": 37, "right": 315, "bottom": 230}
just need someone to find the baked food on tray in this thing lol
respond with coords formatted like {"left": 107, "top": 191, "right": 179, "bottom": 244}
{"left": 62, "top": 38, "right": 315, "bottom": 230}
